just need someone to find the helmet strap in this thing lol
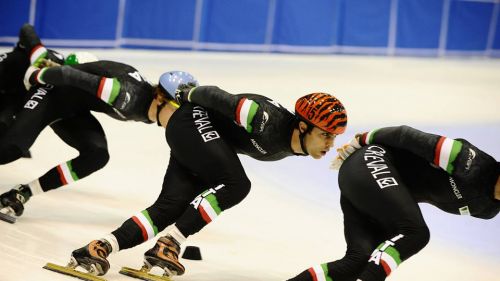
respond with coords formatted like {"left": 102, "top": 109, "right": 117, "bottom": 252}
{"left": 156, "top": 101, "right": 167, "bottom": 127}
{"left": 298, "top": 132, "right": 309, "bottom": 156}
{"left": 296, "top": 121, "right": 312, "bottom": 156}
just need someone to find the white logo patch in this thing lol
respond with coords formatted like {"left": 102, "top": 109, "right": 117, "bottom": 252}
{"left": 465, "top": 148, "right": 476, "bottom": 170}
{"left": 459, "top": 206, "right": 470, "bottom": 215}
{"left": 376, "top": 177, "right": 398, "bottom": 189}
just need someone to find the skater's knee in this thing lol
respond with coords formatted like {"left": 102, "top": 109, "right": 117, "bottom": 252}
{"left": 396, "top": 225, "right": 430, "bottom": 258}
{"left": 231, "top": 176, "right": 251, "bottom": 205}
{"left": 412, "top": 225, "right": 430, "bottom": 250}
{"left": 343, "top": 248, "right": 372, "bottom": 268}
{"left": 210, "top": 175, "right": 251, "bottom": 211}
{"left": 0, "top": 144, "right": 22, "bottom": 164}
{"left": 80, "top": 145, "right": 109, "bottom": 170}
{"left": 91, "top": 146, "right": 110, "bottom": 169}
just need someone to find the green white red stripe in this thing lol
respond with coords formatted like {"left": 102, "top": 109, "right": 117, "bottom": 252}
{"left": 56, "top": 161, "right": 79, "bottom": 185}
{"left": 361, "top": 129, "right": 379, "bottom": 145}
{"left": 30, "top": 44, "right": 48, "bottom": 66}
{"left": 235, "top": 98, "right": 259, "bottom": 133}
{"left": 34, "top": 68, "right": 49, "bottom": 84}
{"left": 434, "top": 137, "right": 462, "bottom": 174}
{"left": 308, "top": 264, "right": 332, "bottom": 281}
{"left": 199, "top": 193, "right": 221, "bottom": 223}
{"left": 97, "top": 77, "right": 120, "bottom": 105}
{"left": 132, "top": 210, "right": 159, "bottom": 242}
{"left": 378, "top": 245, "right": 402, "bottom": 276}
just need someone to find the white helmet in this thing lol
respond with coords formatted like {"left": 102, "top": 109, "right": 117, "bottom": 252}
{"left": 64, "top": 52, "right": 99, "bottom": 65}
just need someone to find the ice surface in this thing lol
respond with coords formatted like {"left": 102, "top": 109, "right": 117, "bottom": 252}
{"left": 0, "top": 48, "right": 498, "bottom": 280}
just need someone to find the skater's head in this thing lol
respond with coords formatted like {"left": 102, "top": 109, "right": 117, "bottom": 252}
{"left": 157, "top": 71, "right": 199, "bottom": 104}
{"left": 150, "top": 71, "right": 198, "bottom": 127}
{"left": 293, "top": 92, "right": 347, "bottom": 159}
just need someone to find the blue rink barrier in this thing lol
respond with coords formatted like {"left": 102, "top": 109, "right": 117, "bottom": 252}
{"left": 0, "top": 0, "right": 499, "bottom": 57}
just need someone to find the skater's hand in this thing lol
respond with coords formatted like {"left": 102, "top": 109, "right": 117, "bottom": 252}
{"left": 174, "top": 83, "right": 197, "bottom": 105}
{"left": 331, "top": 134, "right": 362, "bottom": 170}
{"left": 38, "top": 58, "right": 61, "bottom": 68}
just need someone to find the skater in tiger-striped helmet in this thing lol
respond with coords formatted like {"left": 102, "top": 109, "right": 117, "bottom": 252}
{"left": 66, "top": 88, "right": 347, "bottom": 279}
{"left": 289, "top": 125, "right": 499, "bottom": 281}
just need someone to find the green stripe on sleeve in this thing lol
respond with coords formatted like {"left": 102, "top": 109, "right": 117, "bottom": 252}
{"left": 446, "top": 140, "right": 463, "bottom": 174}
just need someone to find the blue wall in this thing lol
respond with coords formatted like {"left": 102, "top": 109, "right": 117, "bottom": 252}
{"left": 0, "top": 0, "right": 499, "bottom": 57}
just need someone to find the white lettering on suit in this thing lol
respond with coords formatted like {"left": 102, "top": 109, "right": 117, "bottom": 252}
{"left": 364, "top": 146, "right": 399, "bottom": 189}
{"left": 193, "top": 106, "right": 220, "bottom": 142}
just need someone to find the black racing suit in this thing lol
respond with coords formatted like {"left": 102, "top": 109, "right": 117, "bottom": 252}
{"left": 289, "top": 125, "right": 499, "bottom": 281}
{"left": 0, "top": 46, "right": 30, "bottom": 136}
{"left": 0, "top": 61, "right": 154, "bottom": 192}
{"left": 111, "top": 86, "right": 300, "bottom": 250}
{"left": 0, "top": 23, "right": 66, "bottom": 137}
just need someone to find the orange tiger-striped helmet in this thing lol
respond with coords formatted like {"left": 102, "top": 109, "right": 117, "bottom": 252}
{"left": 295, "top": 92, "right": 347, "bottom": 134}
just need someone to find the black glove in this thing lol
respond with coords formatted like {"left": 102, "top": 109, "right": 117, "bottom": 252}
{"left": 174, "top": 83, "right": 196, "bottom": 105}
{"left": 18, "top": 23, "right": 41, "bottom": 52}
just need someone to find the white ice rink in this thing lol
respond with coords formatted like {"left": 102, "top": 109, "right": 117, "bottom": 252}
{"left": 0, "top": 48, "right": 499, "bottom": 281}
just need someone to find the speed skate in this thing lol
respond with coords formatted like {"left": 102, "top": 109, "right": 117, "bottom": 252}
{"left": 119, "top": 265, "right": 172, "bottom": 281}
{"left": 43, "top": 262, "right": 107, "bottom": 281}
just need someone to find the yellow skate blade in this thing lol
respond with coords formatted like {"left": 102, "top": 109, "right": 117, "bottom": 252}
{"left": 43, "top": 262, "right": 107, "bottom": 281}
{"left": 0, "top": 211, "right": 16, "bottom": 224}
{"left": 120, "top": 267, "right": 172, "bottom": 281}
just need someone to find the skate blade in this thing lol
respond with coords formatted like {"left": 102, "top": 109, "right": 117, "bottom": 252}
{"left": 0, "top": 208, "right": 16, "bottom": 224}
{"left": 120, "top": 267, "right": 172, "bottom": 281}
{"left": 44, "top": 262, "right": 107, "bottom": 281}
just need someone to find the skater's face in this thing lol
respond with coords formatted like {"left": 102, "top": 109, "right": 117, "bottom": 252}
{"left": 304, "top": 127, "right": 336, "bottom": 159}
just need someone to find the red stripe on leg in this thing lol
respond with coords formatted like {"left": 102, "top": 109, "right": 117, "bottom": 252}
{"left": 308, "top": 268, "right": 318, "bottom": 281}
{"left": 56, "top": 166, "right": 67, "bottom": 185}
{"left": 132, "top": 216, "right": 149, "bottom": 241}
{"left": 199, "top": 205, "right": 212, "bottom": 223}
{"left": 380, "top": 260, "right": 392, "bottom": 276}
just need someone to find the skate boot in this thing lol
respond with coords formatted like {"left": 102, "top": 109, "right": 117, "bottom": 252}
{"left": 143, "top": 235, "right": 185, "bottom": 276}
{"left": 0, "top": 184, "right": 32, "bottom": 216}
{"left": 70, "top": 240, "right": 111, "bottom": 276}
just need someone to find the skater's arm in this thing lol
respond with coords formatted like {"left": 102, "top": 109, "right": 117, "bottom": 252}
{"left": 359, "top": 125, "right": 463, "bottom": 174}
{"left": 187, "top": 86, "right": 266, "bottom": 133}
{"left": 187, "top": 86, "right": 241, "bottom": 118}
{"left": 24, "top": 65, "right": 121, "bottom": 105}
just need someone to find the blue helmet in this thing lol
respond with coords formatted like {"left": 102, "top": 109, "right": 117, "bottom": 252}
{"left": 159, "top": 71, "right": 199, "bottom": 99}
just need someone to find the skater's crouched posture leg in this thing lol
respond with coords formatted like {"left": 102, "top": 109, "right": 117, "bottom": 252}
{"left": 71, "top": 104, "right": 252, "bottom": 277}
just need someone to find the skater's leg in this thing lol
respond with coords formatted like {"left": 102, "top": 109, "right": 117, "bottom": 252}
{"left": 288, "top": 196, "right": 382, "bottom": 281}
{"left": 36, "top": 113, "right": 109, "bottom": 191}
{"left": 339, "top": 146, "right": 430, "bottom": 281}
{"left": 71, "top": 157, "right": 199, "bottom": 276}
{"left": 143, "top": 105, "right": 252, "bottom": 276}
{"left": 0, "top": 85, "right": 56, "bottom": 164}
{"left": 164, "top": 105, "right": 251, "bottom": 239}
{"left": 0, "top": 87, "right": 61, "bottom": 215}
{"left": 111, "top": 157, "right": 200, "bottom": 251}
